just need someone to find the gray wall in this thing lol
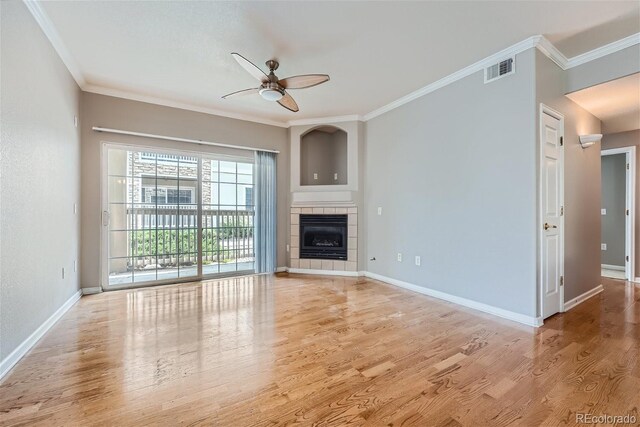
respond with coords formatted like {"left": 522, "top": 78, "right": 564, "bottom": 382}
{"left": 1, "top": 1, "right": 81, "bottom": 360}
{"left": 566, "top": 45, "right": 640, "bottom": 94}
{"left": 602, "top": 130, "right": 640, "bottom": 271}
{"left": 300, "top": 129, "right": 348, "bottom": 185}
{"left": 80, "top": 93, "right": 289, "bottom": 289}
{"left": 365, "top": 49, "right": 538, "bottom": 317}
{"left": 535, "top": 49, "right": 602, "bottom": 303}
{"left": 601, "top": 154, "right": 627, "bottom": 266}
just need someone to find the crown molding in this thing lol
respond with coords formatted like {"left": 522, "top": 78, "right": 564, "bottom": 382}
{"left": 363, "top": 36, "right": 541, "bottom": 121}
{"left": 363, "top": 33, "right": 638, "bottom": 121}
{"left": 83, "top": 84, "right": 289, "bottom": 128}
{"left": 22, "top": 0, "right": 640, "bottom": 129}
{"left": 567, "top": 32, "right": 640, "bottom": 68}
{"left": 287, "top": 115, "right": 363, "bottom": 127}
{"left": 23, "top": 0, "right": 86, "bottom": 88}
{"left": 535, "top": 35, "right": 569, "bottom": 70}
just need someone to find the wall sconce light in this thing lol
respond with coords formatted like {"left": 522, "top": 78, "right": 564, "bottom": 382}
{"left": 579, "top": 134, "right": 602, "bottom": 148}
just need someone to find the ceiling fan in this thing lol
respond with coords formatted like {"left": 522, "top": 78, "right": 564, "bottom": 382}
{"left": 222, "top": 53, "right": 330, "bottom": 112}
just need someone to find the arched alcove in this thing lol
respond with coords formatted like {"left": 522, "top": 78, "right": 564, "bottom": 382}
{"left": 300, "top": 125, "right": 348, "bottom": 186}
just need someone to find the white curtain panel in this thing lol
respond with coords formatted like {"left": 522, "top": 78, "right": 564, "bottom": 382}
{"left": 254, "top": 151, "right": 277, "bottom": 273}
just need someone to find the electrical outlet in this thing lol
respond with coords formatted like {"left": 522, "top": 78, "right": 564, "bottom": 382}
{"left": 377, "top": 207, "right": 382, "bottom": 216}
{"left": 313, "top": 173, "right": 318, "bottom": 180}
{"left": 397, "top": 253, "right": 402, "bottom": 262}
{"left": 286, "top": 244, "right": 290, "bottom": 252}
{"left": 601, "top": 243, "right": 607, "bottom": 251}
{"left": 601, "top": 209, "right": 607, "bottom": 215}
{"left": 334, "top": 173, "right": 338, "bottom": 180}
{"left": 415, "top": 256, "right": 421, "bottom": 266}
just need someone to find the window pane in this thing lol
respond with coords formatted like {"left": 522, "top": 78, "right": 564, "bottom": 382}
{"left": 220, "top": 183, "right": 236, "bottom": 205}
{"left": 237, "top": 185, "right": 253, "bottom": 208}
{"left": 203, "top": 183, "right": 218, "bottom": 205}
{"left": 237, "top": 174, "right": 252, "bottom": 184}
{"left": 107, "top": 149, "right": 132, "bottom": 177}
{"left": 237, "top": 162, "right": 253, "bottom": 175}
{"left": 109, "top": 257, "right": 132, "bottom": 285}
{"left": 219, "top": 161, "right": 236, "bottom": 173}
{"left": 219, "top": 172, "right": 236, "bottom": 183}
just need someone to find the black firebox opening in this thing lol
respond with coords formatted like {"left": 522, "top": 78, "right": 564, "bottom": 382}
{"left": 299, "top": 214, "right": 348, "bottom": 260}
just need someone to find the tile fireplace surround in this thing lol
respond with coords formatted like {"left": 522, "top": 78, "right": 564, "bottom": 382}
{"left": 290, "top": 206, "right": 358, "bottom": 273}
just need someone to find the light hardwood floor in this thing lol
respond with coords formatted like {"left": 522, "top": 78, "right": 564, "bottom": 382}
{"left": 1, "top": 274, "right": 638, "bottom": 426}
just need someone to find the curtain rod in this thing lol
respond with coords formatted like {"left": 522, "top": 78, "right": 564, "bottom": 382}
{"left": 92, "top": 127, "right": 280, "bottom": 154}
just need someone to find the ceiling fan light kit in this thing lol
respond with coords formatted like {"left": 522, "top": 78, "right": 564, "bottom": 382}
{"left": 259, "top": 83, "right": 284, "bottom": 102}
{"left": 222, "top": 53, "right": 329, "bottom": 112}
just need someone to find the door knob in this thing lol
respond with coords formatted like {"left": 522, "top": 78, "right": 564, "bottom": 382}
{"left": 544, "top": 223, "right": 557, "bottom": 230}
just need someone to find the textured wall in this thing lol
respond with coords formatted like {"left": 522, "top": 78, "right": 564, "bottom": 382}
{"left": 535, "top": 49, "right": 602, "bottom": 303}
{"left": 566, "top": 45, "right": 640, "bottom": 94}
{"left": 0, "top": 1, "right": 81, "bottom": 360}
{"left": 365, "top": 49, "right": 538, "bottom": 317}
{"left": 300, "top": 129, "right": 348, "bottom": 186}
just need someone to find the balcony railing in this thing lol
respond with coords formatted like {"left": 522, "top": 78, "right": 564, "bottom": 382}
{"left": 122, "top": 207, "right": 254, "bottom": 267}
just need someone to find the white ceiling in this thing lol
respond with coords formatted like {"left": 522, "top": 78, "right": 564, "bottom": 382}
{"left": 567, "top": 73, "right": 640, "bottom": 134}
{"left": 37, "top": 1, "right": 640, "bottom": 125}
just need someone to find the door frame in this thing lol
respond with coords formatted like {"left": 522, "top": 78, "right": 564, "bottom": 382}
{"left": 538, "top": 104, "right": 565, "bottom": 319}
{"left": 100, "top": 141, "right": 256, "bottom": 291}
{"left": 601, "top": 146, "right": 636, "bottom": 282}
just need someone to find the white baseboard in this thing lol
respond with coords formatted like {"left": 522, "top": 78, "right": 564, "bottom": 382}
{"left": 275, "top": 267, "right": 288, "bottom": 273}
{"left": 601, "top": 264, "right": 625, "bottom": 271}
{"left": 364, "top": 272, "right": 543, "bottom": 327}
{"left": 81, "top": 287, "right": 102, "bottom": 295}
{"left": 563, "top": 284, "right": 604, "bottom": 312}
{"left": 287, "top": 268, "right": 362, "bottom": 277}
{"left": 635, "top": 277, "right": 640, "bottom": 283}
{"left": 0, "top": 289, "right": 82, "bottom": 381}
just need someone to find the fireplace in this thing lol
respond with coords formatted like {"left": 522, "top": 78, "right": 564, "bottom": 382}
{"left": 299, "top": 214, "right": 348, "bottom": 260}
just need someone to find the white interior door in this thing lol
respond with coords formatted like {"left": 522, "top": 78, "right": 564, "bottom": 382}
{"left": 541, "top": 110, "right": 564, "bottom": 319}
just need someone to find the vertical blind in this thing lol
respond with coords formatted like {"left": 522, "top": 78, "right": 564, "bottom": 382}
{"left": 254, "top": 151, "right": 277, "bottom": 273}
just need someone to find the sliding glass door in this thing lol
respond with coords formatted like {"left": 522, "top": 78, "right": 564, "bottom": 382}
{"left": 201, "top": 156, "right": 255, "bottom": 276}
{"left": 104, "top": 144, "right": 255, "bottom": 288}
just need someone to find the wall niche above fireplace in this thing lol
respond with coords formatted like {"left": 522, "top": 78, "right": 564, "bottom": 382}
{"left": 290, "top": 120, "right": 361, "bottom": 207}
{"left": 300, "top": 126, "right": 347, "bottom": 186}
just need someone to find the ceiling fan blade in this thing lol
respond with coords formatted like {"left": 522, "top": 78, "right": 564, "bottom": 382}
{"left": 231, "top": 53, "right": 269, "bottom": 83}
{"left": 278, "top": 74, "right": 330, "bottom": 89}
{"left": 221, "top": 87, "right": 260, "bottom": 99}
{"left": 278, "top": 91, "right": 299, "bottom": 112}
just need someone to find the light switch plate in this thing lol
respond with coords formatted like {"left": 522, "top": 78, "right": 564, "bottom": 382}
{"left": 601, "top": 243, "right": 607, "bottom": 251}
{"left": 415, "top": 256, "right": 421, "bottom": 266}
{"left": 313, "top": 173, "right": 318, "bottom": 180}
{"left": 601, "top": 209, "right": 607, "bottom": 215}
{"left": 397, "top": 253, "right": 402, "bottom": 262}
{"left": 377, "top": 207, "right": 382, "bottom": 215}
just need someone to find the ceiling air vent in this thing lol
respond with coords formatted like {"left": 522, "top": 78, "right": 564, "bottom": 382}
{"left": 484, "top": 57, "right": 515, "bottom": 83}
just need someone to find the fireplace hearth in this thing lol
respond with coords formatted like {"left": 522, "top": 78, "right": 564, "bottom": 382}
{"left": 299, "top": 214, "right": 348, "bottom": 260}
